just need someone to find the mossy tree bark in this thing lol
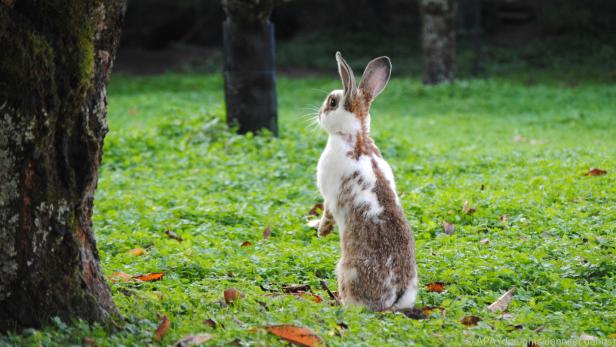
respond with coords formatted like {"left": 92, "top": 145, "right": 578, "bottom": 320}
{"left": 420, "top": 0, "right": 457, "bottom": 85}
{"left": 222, "top": 0, "right": 278, "bottom": 135}
{"left": 0, "top": 0, "right": 126, "bottom": 331}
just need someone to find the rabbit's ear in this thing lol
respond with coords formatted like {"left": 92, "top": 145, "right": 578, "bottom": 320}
{"left": 359, "top": 56, "right": 391, "bottom": 100}
{"left": 336, "top": 51, "right": 356, "bottom": 99}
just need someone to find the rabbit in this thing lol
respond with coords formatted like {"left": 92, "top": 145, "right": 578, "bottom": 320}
{"left": 313, "top": 52, "right": 418, "bottom": 311}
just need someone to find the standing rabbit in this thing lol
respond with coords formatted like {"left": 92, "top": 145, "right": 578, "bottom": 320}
{"left": 313, "top": 52, "right": 418, "bottom": 311}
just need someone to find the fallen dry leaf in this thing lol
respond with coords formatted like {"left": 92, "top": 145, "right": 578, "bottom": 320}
{"left": 400, "top": 308, "right": 427, "bottom": 320}
{"left": 282, "top": 284, "right": 310, "bottom": 293}
{"left": 426, "top": 282, "right": 445, "bottom": 293}
{"left": 82, "top": 337, "right": 96, "bottom": 346}
{"left": 153, "top": 315, "right": 171, "bottom": 341}
{"left": 499, "top": 215, "right": 509, "bottom": 223}
{"left": 265, "top": 325, "right": 323, "bottom": 347}
{"left": 165, "top": 229, "right": 184, "bottom": 242}
{"left": 224, "top": 288, "right": 244, "bottom": 304}
{"left": 128, "top": 248, "right": 146, "bottom": 256}
{"left": 461, "top": 315, "right": 481, "bottom": 326}
{"left": 203, "top": 318, "right": 217, "bottom": 329}
{"left": 308, "top": 203, "right": 324, "bottom": 216}
{"left": 262, "top": 225, "right": 272, "bottom": 239}
{"left": 240, "top": 241, "right": 253, "bottom": 247}
{"left": 463, "top": 201, "right": 476, "bottom": 215}
{"left": 585, "top": 168, "right": 607, "bottom": 176}
{"left": 108, "top": 271, "right": 132, "bottom": 283}
{"left": 298, "top": 292, "right": 323, "bottom": 304}
{"left": 442, "top": 222, "right": 455, "bottom": 235}
{"left": 487, "top": 287, "right": 516, "bottom": 313}
{"left": 173, "top": 333, "right": 214, "bottom": 347}
{"left": 421, "top": 306, "right": 446, "bottom": 316}
{"left": 134, "top": 272, "right": 164, "bottom": 282}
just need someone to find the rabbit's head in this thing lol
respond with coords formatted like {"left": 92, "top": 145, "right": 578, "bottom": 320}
{"left": 318, "top": 52, "right": 391, "bottom": 136}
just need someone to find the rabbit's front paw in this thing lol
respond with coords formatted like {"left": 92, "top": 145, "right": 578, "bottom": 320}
{"left": 307, "top": 219, "right": 320, "bottom": 229}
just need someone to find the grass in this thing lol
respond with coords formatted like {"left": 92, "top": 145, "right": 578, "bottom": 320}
{"left": 2, "top": 70, "right": 615, "bottom": 346}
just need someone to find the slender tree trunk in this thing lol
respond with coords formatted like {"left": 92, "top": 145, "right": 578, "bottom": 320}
{"left": 0, "top": 0, "right": 126, "bottom": 331}
{"left": 222, "top": 0, "right": 278, "bottom": 136}
{"left": 420, "top": 0, "right": 457, "bottom": 85}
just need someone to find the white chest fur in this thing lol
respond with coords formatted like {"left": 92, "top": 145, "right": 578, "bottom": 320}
{"left": 316, "top": 134, "right": 400, "bottom": 234}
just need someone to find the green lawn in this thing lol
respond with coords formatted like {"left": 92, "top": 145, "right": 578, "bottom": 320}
{"left": 2, "top": 72, "right": 615, "bottom": 346}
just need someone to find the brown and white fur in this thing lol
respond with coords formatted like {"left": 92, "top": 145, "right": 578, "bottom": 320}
{"left": 313, "top": 52, "right": 418, "bottom": 311}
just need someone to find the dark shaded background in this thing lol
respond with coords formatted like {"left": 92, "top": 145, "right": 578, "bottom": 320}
{"left": 115, "top": 0, "right": 616, "bottom": 77}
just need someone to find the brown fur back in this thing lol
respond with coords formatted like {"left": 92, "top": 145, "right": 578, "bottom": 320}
{"left": 336, "top": 160, "right": 416, "bottom": 311}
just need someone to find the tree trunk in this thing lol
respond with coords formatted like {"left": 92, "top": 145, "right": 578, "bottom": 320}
{"left": 222, "top": 0, "right": 278, "bottom": 136}
{"left": 0, "top": 0, "right": 126, "bottom": 331}
{"left": 420, "top": 0, "right": 457, "bottom": 85}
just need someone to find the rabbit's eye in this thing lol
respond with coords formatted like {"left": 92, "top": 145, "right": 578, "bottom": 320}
{"left": 329, "top": 96, "right": 337, "bottom": 108}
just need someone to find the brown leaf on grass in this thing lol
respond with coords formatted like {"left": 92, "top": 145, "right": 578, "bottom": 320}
{"left": 425, "top": 282, "right": 445, "bottom": 293}
{"left": 400, "top": 308, "right": 427, "bottom": 320}
{"left": 165, "top": 229, "right": 184, "bottom": 242}
{"left": 173, "top": 333, "right": 214, "bottom": 347}
{"left": 224, "top": 288, "right": 244, "bottom": 304}
{"left": 499, "top": 215, "right": 509, "bottom": 223}
{"left": 461, "top": 315, "right": 481, "bottom": 326}
{"left": 265, "top": 325, "right": 324, "bottom": 347}
{"left": 128, "top": 248, "right": 146, "bottom": 256}
{"left": 298, "top": 292, "right": 323, "bottom": 304}
{"left": 585, "top": 168, "right": 607, "bottom": 176}
{"left": 82, "top": 337, "right": 96, "bottom": 346}
{"left": 240, "top": 241, "right": 253, "bottom": 247}
{"left": 487, "top": 287, "right": 516, "bottom": 313}
{"left": 442, "top": 222, "right": 454, "bottom": 235}
{"left": 463, "top": 201, "right": 476, "bottom": 215}
{"left": 108, "top": 271, "right": 132, "bottom": 283}
{"left": 308, "top": 203, "right": 324, "bottom": 216}
{"left": 153, "top": 315, "right": 171, "bottom": 341}
{"left": 262, "top": 225, "right": 272, "bottom": 239}
{"left": 134, "top": 272, "right": 164, "bottom": 282}
{"left": 282, "top": 284, "right": 310, "bottom": 293}
{"left": 421, "top": 306, "right": 446, "bottom": 316}
{"left": 203, "top": 318, "right": 217, "bottom": 329}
